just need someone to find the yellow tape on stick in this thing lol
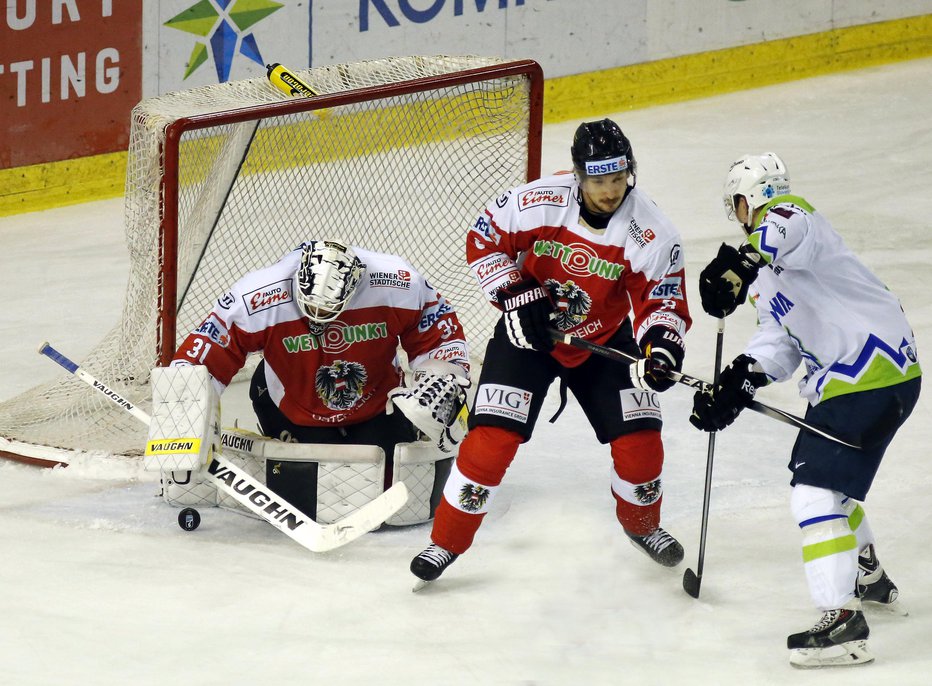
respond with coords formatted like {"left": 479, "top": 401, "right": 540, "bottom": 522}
{"left": 266, "top": 62, "right": 330, "bottom": 118}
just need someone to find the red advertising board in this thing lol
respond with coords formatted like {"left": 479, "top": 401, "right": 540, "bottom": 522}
{"left": 0, "top": 1, "right": 142, "bottom": 169}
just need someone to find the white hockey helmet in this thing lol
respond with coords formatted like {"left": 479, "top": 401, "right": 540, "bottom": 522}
{"left": 723, "top": 152, "right": 790, "bottom": 224}
{"left": 294, "top": 240, "right": 364, "bottom": 324}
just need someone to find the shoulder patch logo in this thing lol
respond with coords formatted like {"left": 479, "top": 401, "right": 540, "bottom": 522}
{"left": 518, "top": 186, "right": 570, "bottom": 210}
{"left": 244, "top": 279, "right": 293, "bottom": 315}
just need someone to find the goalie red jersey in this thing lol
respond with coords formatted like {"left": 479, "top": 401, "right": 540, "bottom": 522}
{"left": 172, "top": 245, "right": 468, "bottom": 427}
{"left": 466, "top": 173, "right": 691, "bottom": 366}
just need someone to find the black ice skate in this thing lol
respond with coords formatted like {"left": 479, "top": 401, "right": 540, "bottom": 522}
{"left": 857, "top": 544, "right": 906, "bottom": 615}
{"left": 625, "top": 527, "right": 684, "bottom": 567}
{"left": 787, "top": 608, "right": 872, "bottom": 668}
{"left": 410, "top": 543, "right": 458, "bottom": 590}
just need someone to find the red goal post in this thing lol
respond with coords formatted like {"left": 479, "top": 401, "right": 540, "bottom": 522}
{"left": 0, "top": 56, "right": 543, "bottom": 465}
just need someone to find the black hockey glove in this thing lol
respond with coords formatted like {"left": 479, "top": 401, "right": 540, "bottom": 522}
{"left": 698, "top": 243, "right": 764, "bottom": 318}
{"left": 497, "top": 277, "right": 556, "bottom": 352}
{"left": 690, "top": 354, "right": 769, "bottom": 432}
{"left": 633, "top": 326, "right": 685, "bottom": 393}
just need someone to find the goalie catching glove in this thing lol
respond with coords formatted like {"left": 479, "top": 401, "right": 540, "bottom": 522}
{"left": 387, "top": 360, "right": 470, "bottom": 453}
{"left": 632, "top": 326, "right": 685, "bottom": 393}
{"left": 690, "top": 354, "right": 769, "bottom": 431}
{"left": 698, "top": 243, "right": 764, "bottom": 318}
{"left": 498, "top": 277, "right": 556, "bottom": 352}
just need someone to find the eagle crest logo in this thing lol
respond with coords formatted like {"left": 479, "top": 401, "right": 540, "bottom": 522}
{"left": 633, "top": 479, "right": 662, "bottom": 505}
{"left": 544, "top": 279, "right": 592, "bottom": 330}
{"left": 458, "top": 483, "right": 491, "bottom": 513}
{"left": 315, "top": 360, "right": 368, "bottom": 410}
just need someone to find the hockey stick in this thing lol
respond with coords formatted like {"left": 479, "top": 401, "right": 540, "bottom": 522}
{"left": 683, "top": 318, "right": 725, "bottom": 599}
{"left": 178, "top": 63, "right": 326, "bottom": 315}
{"left": 549, "top": 330, "right": 861, "bottom": 449}
{"left": 38, "top": 342, "right": 408, "bottom": 553}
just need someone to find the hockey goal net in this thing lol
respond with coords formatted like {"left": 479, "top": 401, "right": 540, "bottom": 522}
{"left": 0, "top": 55, "right": 543, "bottom": 466}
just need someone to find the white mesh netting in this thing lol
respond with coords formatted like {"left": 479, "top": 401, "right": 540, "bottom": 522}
{"left": 0, "top": 55, "right": 539, "bottom": 463}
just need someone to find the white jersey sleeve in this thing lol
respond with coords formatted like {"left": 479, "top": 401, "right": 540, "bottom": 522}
{"left": 742, "top": 196, "right": 920, "bottom": 405}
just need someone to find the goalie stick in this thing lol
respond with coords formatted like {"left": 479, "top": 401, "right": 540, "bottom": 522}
{"left": 38, "top": 342, "right": 409, "bottom": 553}
{"left": 549, "top": 330, "right": 862, "bottom": 449}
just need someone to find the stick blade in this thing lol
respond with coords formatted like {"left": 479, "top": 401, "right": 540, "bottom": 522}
{"left": 682, "top": 568, "right": 702, "bottom": 598}
{"left": 304, "top": 481, "right": 410, "bottom": 552}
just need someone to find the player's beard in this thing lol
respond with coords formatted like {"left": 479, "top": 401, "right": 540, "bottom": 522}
{"left": 581, "top": 187, "right": 624, "bottom": 215}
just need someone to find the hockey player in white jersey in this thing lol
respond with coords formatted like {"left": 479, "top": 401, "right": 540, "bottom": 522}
{"left": 691, "top": 153, "right": 921, "bottom": 668}
{"left": 151, "top": 239, "right": 470, "bottom": 525}
{"left": 410, "top": 119, "right": 692, "bottom": 584}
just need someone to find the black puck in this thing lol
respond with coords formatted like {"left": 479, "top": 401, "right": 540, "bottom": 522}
{"left": 178, "top": 507, "right": 201, "bottom": 531}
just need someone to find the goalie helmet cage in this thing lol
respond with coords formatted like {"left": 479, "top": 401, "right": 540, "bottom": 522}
{"left": 0, "top": 55, "right": 543, "bottom": 466}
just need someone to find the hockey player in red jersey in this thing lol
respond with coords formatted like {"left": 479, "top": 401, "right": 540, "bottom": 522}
{"left": 410, "top": 119, "right": 692, "bottom": 583}
{"left": 165, "top": 239, "right": 470, "bottom": 521}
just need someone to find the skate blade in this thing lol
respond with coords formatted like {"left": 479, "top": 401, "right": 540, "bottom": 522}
{"left": 865, "top": 598, "right": 908, "bottom": 617}
{"left": 411, "top": 578, "right": 433, "bottom": 593}
{"left": 789, "top": 640, "right": 873, "bottom": 668}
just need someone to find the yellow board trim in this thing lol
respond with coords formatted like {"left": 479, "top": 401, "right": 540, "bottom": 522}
{"left": 2, "top": 14, "right": 930, "bottom": 218}
{"left": 0, "top": 152, "right": 126, "bottom": 217}
{"left": 545, "top": 14, "right": 932, "bottom": 122}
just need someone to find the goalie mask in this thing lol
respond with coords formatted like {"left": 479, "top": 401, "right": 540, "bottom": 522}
{"left": 723, "top": 152, "right": 790, "bottom": 226}
{"left": 295, "top": 240, "right": 364, "bottom": 324}
{"left": 571, "top": 118, "right": 636, "bottom": 182}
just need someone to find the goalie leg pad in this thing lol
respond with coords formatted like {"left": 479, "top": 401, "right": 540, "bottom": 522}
{"left": 221, "top": 432, "right": 387, "bottom": 525}
{"left": 385, "top": 440, "right": 453, "bottom": 526}
{"left": 147, "top": 365, "right": 220, "bottom": 472}
{"left": 160, "top": 469, "right": 219, "bottom": 507}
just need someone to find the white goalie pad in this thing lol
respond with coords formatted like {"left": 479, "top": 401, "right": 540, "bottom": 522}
{"left": 161, "top": 469, "right": 220, "bottom": 507}
{"left": 386, "top": 439, "right": 452, "bottom": 526}
{"left": 213, "top": 427, "right": 448, "bottom": 526}
{"left": 146, "top": 365, "right": 220, "bottom": 471}
{"left": 218, "top": 427, "right": 385, "bottom": 524}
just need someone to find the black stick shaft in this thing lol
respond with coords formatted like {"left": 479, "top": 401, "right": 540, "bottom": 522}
{"left": 692, "top": 319, "right": 725, "bottom": 591}
{"left": 549, "top": 329, "right": 860, "bottom": 449}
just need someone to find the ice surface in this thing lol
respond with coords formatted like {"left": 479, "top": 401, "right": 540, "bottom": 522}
{"left": 1, "top": 58, "right": 931, "bottom": 685}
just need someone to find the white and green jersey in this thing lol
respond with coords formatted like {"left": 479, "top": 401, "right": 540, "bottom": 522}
{"left": 743, "top": 195, "right": 920, "bottom": 406}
